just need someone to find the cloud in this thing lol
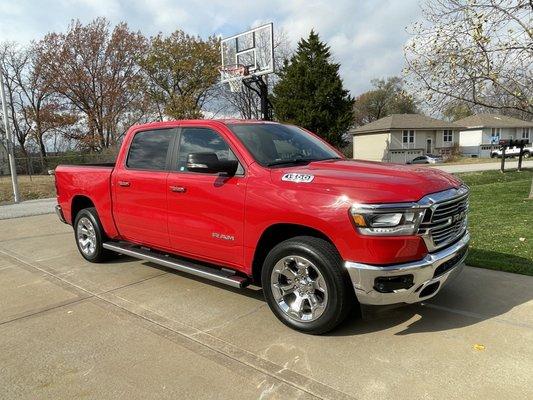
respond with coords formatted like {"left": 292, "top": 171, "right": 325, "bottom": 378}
{"left": 0, "top": 0, "right": 422, "bottom": 95}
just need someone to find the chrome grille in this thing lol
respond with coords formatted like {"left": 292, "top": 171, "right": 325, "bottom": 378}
{"left": 418, "top": 187, "right": 469, "bottom": 251}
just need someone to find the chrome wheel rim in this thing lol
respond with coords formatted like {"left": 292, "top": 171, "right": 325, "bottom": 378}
{"left": 270, "top": 255, "right": 328, "bottom": 322}
{"left": 77, "top": 217, "right": 97, "bottom": 256}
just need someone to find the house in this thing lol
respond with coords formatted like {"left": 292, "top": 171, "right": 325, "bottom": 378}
{"left": 455, "top": 114, "right": 533, "bottom": 158}
{"left": 351, "top": 114, "right": 463, "bottom": 163}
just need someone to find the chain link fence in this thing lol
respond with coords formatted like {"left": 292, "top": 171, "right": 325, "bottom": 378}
{"left": 0, "top": 152, "right": 117, "bottom": 176}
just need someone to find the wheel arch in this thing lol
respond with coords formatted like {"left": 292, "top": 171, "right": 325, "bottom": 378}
{"left": 71, "top": 195, "right": 95, "bottom": 223}
{"left": 251, "top": 223, "right": 340, "bottom": 286}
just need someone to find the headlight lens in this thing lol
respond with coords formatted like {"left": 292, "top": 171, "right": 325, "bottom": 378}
{"left": 350, "top": 205, "right": 426, "bottom": 236}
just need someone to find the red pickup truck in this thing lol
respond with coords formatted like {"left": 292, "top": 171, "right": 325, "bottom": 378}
{"left": 55, "top": 120, "right": 469, "bottom": 333}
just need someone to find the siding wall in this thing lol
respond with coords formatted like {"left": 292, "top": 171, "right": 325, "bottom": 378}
{"left": 353, "top": 132, "right": 390, "bottom": 161}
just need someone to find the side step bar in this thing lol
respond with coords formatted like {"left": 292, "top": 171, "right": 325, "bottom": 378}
{"left": 103, "top": 242, "right": 249, "bottom": 288}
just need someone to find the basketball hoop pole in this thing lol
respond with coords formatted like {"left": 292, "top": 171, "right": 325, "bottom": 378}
{"left": 243, "top": 76, "right": 272, "bottom": 121}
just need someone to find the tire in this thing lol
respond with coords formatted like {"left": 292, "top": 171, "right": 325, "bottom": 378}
{"left": 73, "top": 207, "right": 112, "bottom": 263}
{"left": 261, "top": 236, "right": 354, "bottom": 334}
{"left": 523, "top": 151, "right": 530, "bottom": 159}
{"left": 490, "top": 153, "right": 497, "bottom": 158}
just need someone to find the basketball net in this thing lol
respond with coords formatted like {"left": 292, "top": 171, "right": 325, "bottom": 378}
{"left": 219, "top": 64, "right": 249, "bottom": 93}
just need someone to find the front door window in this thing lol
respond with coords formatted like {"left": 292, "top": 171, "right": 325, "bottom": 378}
{"left": 426, "top": 139, "right": 432, "bottom": 154}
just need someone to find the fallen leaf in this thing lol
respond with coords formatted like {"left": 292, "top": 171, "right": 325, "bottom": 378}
{"left": 473, "top": 344, "right": 485, "bottom": 351}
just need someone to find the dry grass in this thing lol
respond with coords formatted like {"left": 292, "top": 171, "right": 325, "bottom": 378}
{"left": 0, "top": 175, "right": 56, "bottom": 204}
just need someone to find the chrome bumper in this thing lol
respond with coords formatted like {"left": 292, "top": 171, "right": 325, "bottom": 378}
{"left": 345, "top": 231, "right": 469, "bottom": 306}
{"left": 55, "top": 204, "right": 67, "bottom": 224}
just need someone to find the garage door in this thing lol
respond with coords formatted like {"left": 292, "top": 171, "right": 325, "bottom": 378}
{"left": 388, "top": 149, "right": 423, "bottom": 164}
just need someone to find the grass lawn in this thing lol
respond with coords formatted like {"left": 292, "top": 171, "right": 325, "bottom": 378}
{"left": 456, "top": 169, "right": 533, "bottom": 275}
{"left": 0, "top": 175, "right": 56, "bottom": 204}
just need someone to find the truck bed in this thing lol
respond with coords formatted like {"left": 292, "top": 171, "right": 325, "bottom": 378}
{"left": 55, "top": 164, "right": 117, "bottom": 236}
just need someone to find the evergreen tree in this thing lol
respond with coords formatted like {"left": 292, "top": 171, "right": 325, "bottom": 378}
{"left": 271, "top": 30, "right": 354, "bottom": 148}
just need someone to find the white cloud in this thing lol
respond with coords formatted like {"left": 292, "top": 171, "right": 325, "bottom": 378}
{"left": 0, "top": 0, "right": 422, "bottom": 95}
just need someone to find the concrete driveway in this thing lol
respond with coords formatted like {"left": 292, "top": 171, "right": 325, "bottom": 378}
{"left": 1, "top": 214, "right": 532, "bottom": 400}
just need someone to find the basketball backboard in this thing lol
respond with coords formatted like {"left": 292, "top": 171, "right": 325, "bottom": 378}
{"left": 220, "top": 23, "right": 274, "bottom": 84}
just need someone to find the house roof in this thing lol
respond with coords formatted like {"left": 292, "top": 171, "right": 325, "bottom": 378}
{"left": 454, "top": 114, "right": 533, "bottom": 129}
{"left": 352, "top": 114, "right": 463, "bottom": 134}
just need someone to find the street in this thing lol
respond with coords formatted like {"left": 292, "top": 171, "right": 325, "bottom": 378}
{"left": 1, "top": 214, "right": 532, "bottom": 399}
{"left": 432, "top": 159, "right": 533, "bottom": 173}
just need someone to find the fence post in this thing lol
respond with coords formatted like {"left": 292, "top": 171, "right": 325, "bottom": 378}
{"left": 26, "top": 157, "right": 33, "bottom": 181}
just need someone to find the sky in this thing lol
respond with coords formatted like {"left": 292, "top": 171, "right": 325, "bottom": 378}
{"left": 0, "top": 0, "right": 423, "bottom": 96}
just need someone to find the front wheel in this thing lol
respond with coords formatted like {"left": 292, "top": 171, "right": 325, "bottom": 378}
{"left": 74, "top": 207, "right": 112, "bottom": 263}
{"left": 261, "top": 236, "right": 354, "bottom": 334}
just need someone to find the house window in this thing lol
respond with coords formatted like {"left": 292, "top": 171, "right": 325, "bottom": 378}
{"left": 522, "top": 128, "right": 530, "bottom": 140}
{"left": 491, "top": 128, "right": 501, "bottom": 143}
{"left": 402, "top": 130, "right": 415, "bottom": 147}
{"left": 443, "top": 130, "right": 453, "bottom": 143}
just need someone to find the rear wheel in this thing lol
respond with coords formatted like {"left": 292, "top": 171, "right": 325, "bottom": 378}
{"left": 261, "top": 236, "right": 354, "bottom": 334}
{"left": 74, "top": 207, "right": 111, "bottom": 263}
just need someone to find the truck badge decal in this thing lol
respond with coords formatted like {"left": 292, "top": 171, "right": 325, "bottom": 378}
{"left": 212, "top": 232, "right": 235, "bottom": 241}
{"left": 281, "top": 173, "right": 314, "bottom": 183}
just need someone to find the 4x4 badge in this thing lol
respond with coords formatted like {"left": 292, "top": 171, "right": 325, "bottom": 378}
{"left": 281, "top": 173, "right": 314, "bottom": 183}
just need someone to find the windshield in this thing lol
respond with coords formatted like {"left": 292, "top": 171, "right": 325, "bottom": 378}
{"left": 228, "top": 123, "right": 341, "bottom": 167}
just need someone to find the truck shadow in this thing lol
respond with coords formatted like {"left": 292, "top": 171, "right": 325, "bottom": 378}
{"left": 138, "top": 258, "right": 532, "bottom": 336}
{"left": 142, "top": 261, "right": 266, "bottom": 301}
{"left": 332, "top": 265, "right": 533, "bottom": 337}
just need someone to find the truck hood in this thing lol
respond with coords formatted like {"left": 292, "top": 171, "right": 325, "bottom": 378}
{"left": 270, "top": 159, "right": 463, "bottom": 204}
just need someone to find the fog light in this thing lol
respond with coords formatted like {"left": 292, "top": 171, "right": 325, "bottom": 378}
{"left": 374, "top": 275, "right": 414, "bottom": 293}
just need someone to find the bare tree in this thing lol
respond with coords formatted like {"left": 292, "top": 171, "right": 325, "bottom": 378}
{"left": 404, "top": 0, "right": 532, "bottom": 118}
{"left": 0, "top": 43, "right": 32, "bottom": 155}
{"left": 353, "top": 77, "right": 418, "bottom": 126}
{"left": 36, "top": 18, "right": 149, "bottom": 151}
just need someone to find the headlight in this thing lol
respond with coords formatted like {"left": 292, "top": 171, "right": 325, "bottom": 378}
{"left": 350, "top": 204, "right": 426, "bottom": 236}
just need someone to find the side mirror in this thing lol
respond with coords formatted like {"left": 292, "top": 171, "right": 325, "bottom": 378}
{"left": 186, "top": 153, "right": 238, "bottom": 176}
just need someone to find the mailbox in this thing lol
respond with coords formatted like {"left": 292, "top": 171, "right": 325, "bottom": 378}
{"left": 498, "top": 138, "right": 528, "bottom": 172}
{"left": 499, "top": 138, "right": 529, "bottom": 147}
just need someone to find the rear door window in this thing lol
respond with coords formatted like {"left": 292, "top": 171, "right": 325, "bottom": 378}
{"left": 127, "top": 129, "right": 174, "bottom": 170}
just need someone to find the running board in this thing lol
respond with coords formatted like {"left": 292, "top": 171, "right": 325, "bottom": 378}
{"left": 103, "top": 242, "right": 249, "bottom": 288}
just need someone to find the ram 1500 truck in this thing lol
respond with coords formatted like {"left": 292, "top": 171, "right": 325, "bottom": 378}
{"left": 55, "top": 120, "right": 469, "bottom": 334}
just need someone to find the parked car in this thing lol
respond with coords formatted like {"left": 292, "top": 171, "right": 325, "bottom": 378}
{"left": 55, "top": 120, "right": 469, "bottom": 334}
{"left": 407, "top": 154, "right": 444, "bottom": 164}
{"left": 490, "top": 145, "right": 532, "bottom": 158}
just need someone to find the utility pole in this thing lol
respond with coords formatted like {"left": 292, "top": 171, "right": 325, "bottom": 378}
{"left": 0, "top": 66, "right": 20, "bottom": 203}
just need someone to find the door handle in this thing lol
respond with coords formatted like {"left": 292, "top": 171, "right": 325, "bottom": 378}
{"left": 118, "top": 181, "right": 131, "bottom": 187}
{"left": 169, "top": 186, "right": 187, "bottom": 193}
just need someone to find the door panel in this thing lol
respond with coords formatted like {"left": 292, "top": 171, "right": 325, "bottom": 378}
{"left": 113, "top": 169, "right": 169, "bottom": 247}
{"left": 112, "top": 128, "right": 175, "bottom": 249}
{"left": 167, "top": 127, "right": 246, "bottom": 267}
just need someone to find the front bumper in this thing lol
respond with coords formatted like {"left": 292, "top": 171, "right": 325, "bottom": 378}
{"left": 345, "top": 231, "right": 469, "bottom": 305}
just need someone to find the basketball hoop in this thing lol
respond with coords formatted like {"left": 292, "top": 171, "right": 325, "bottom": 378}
{"left": 219, "top": 23, "right": 274, "bottom": 119}
{"left": 219, "top": 64, "right": 249, "bottom": 92}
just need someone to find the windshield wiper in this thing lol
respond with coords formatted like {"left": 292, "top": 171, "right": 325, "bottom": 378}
{"left": 266, "top": 156, "right": 341, "bottom": 167}
{"left": 267, "top": 158, "right": 317, "bottom": 167}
